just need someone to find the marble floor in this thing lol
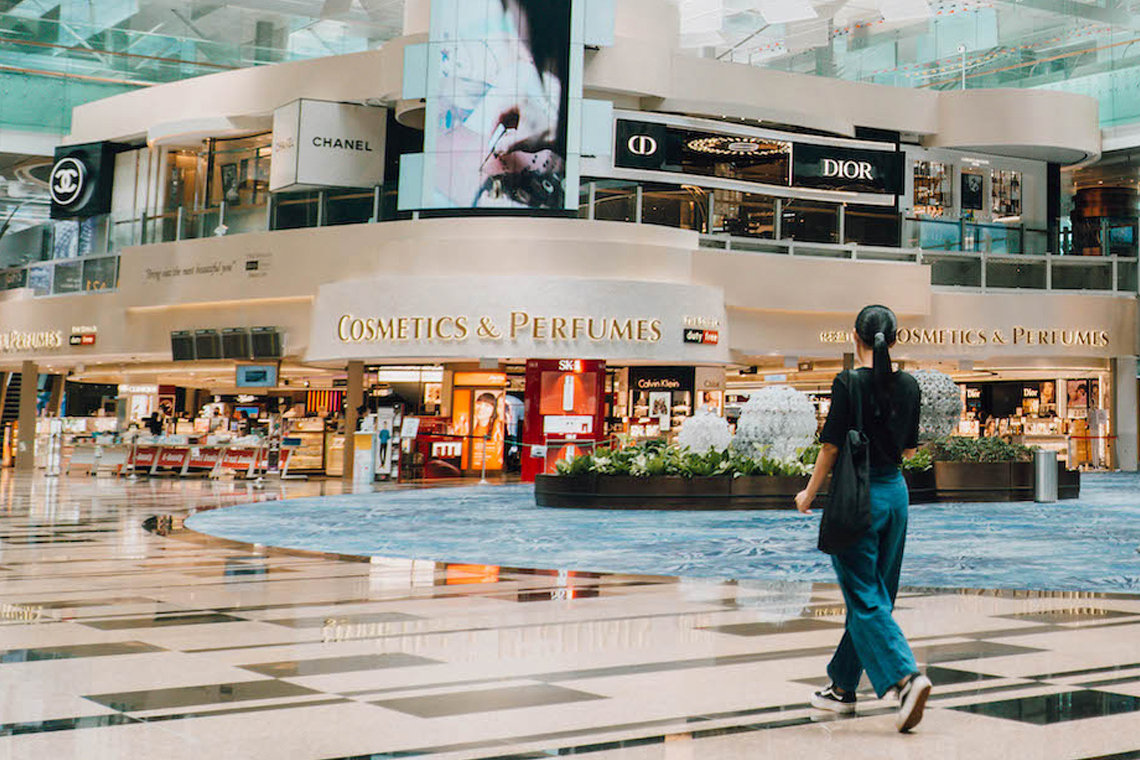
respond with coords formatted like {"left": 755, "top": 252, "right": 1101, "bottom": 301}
{"left": 0, "top": 471, "right": 1137, "bottom": 759}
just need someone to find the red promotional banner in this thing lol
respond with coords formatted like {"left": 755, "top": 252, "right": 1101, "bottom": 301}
{"left": 156, "top": 447, "right": 190, "bottom": 470}
{"left": 131, "top": 446, "right": 159, "bottom": 468}
{"left": 188, "top": 447, "right": 224, "bottom": 470}
{"left": 220, "top": 447, "right": 259, "bottom": 471}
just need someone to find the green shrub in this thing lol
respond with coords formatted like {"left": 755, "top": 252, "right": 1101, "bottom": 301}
{"left": 902, "top": 447, "right": 934, "bottom": 472}
{"left": 929, "top": 436, "right": 1034, "bottom": 463}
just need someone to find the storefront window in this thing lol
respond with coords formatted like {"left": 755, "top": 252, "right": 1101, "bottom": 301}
{"left": 82, "top": 257, "right": 118, "bottom": 292}
{"left": 272, "top": 191, "right": 321, "bottom": 231}
{"left": 593, "top": 180, "right": 638, "bottom": 223}
{"left": 991, "top": 169, "right": 1022, "bottom": 219}
{"left": 656, "top": 125, "right": 791, "bottom": 186}
{"left": 52, "top": 260, "right": 82, "bottom": 294}
{"left": 208, "top": 134, "right": 271, "bottom": 235}
{"left": 913, "top": 160, "right": 952, "bottom": 218}
{"left": 324, "top": 189, "right": 374, "bottom": 226}
{"left": 711, "top": 190, "right": 774, "bottom": 238}
{"left": 845, "top": 204, "right": 900, "bottom": 247}
{"left": 640, "top": 183, "right": 707, "bottom": 232}
{"left": 782, "top": 199, "right": 839, "bottom": 244}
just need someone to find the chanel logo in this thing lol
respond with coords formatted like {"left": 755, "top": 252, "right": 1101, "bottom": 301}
{"left": 50, "top": 157, "right": 86, "bottom": 207}
{"left": 627, "top": 134, "right": 659, "bottom": 157}
{"left": 822, "top": 158, "right": 874, "bottom": 181}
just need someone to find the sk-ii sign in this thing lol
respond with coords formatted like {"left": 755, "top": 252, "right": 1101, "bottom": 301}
{"left": 792, "top": 143, "right": 903, "bottom": 195}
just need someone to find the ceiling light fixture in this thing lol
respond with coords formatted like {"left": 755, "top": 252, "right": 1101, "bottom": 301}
{"left": 686, "top": 136, "right": 790, "bottom": 157}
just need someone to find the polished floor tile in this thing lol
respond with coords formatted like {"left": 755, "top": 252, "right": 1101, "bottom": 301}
{"left": 373, "top": 683, "right": 608, "bottom": 718}
{"left": 952, "top": 689, "right": 1140, "bottom": 725}
{"left": 0, "top": 471, "right": 1135, "bottom": 759}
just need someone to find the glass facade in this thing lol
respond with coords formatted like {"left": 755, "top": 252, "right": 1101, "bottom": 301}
{"left": 696, "top": 2, "right": 1140, "bottom": 128}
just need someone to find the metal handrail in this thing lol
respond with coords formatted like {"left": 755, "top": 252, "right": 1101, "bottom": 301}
{"left": 699, "top": 233, "right": 1138, "bottom": 295}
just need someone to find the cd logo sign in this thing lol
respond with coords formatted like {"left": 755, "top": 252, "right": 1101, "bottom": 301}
{"left": 627, "top": 135, "right": 659, "bottom": 157}
{"left": 50, "top": 157, "right": 86, "bottom": 207}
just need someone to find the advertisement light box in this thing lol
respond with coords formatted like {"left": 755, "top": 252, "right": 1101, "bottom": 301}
{"left": 236, "top": 364, "right": 279, "bottom": 389}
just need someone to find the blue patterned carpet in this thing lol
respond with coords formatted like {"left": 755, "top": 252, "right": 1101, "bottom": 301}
{"left": 186, "top": 472, "right": 1140, "bottom": 593}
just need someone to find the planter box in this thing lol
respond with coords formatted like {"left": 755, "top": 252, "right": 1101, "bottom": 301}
{"left": 730, "top": 475, "right": 812, "bottom": 509}
{"left": 903, "top": 469, "right": 937, "bottom": 504}
{"left": 1059, "top": 465, "right": 1081, "bottom": 499}
{"left": 933, "top": 461, "right": 1034, "bottom": 502}
{"left": 536, "top": 473, "right": 772, "bottom": 510}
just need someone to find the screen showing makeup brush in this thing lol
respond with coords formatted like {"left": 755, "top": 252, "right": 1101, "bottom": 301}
{"left": 425, "top": 0, "right": 572, "bottom": 210}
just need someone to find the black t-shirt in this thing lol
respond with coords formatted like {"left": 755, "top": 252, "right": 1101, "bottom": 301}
{"left": 819, "top": 368, "right": 921, "bottom": 469}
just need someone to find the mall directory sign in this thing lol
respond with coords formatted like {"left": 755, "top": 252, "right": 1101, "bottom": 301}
{"left": 420, "top": 0, "right": 575, "bottom": 210}
{"left": 50, "top": 142, "right": 122, "bottom": 219}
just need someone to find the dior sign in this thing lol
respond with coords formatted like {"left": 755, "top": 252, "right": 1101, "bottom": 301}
{"left": 627, "top": 134, "right": 659, "bottom": 157}
{"left": 821, "top": 158, "right": 874, "bottom": 181}
{"left": 792, "top": 143, "right": 902, "bottom": 195}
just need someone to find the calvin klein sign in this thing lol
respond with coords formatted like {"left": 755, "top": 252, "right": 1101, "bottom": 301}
{"left": 792, "top": 143, "right": 902, "bottom": 195}
{"left": 270, "top": 99, "right": 388, "bottom": 192}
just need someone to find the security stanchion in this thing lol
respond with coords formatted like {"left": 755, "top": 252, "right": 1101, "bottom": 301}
{"left": 479, "top": 433, "right": 490, "bottom": 485}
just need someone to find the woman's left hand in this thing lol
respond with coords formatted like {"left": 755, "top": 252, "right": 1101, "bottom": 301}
{"left": 794, "top": 489, "right": 814, "bottom": 514}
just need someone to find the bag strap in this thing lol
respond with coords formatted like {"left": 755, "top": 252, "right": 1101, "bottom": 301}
{"left": 845, "top": 369, "right": 865, "bottom": 434}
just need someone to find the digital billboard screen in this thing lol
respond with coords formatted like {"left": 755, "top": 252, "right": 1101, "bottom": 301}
{"left": 425, "top": 0, "right": 573, "bottom": 210}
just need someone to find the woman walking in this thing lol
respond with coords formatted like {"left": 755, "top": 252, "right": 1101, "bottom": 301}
{"left": 794, "top": 304, "right": 933, "bottom": 732}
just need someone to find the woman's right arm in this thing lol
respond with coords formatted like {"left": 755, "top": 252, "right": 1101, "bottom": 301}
{"left": 795, "top": 443, "right": 839, "bottom": 514}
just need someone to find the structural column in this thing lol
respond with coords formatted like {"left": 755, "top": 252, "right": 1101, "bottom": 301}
{"left": 15, "top": 361, "right": 38, "bottom": 471}
{"left": 342, "top": 360, "right": 365, "bottom": 482}
{"left": 1112, "top": 356, "right": 1138, "bottom": 472}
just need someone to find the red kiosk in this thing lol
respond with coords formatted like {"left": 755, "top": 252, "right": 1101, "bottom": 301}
{"left": 522, "top": 359, "right": 607, "bottom": 482}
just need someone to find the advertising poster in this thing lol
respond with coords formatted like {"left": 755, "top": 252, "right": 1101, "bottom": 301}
{"left": 220, "top": 163, "right": 240, "bottom": 204}
{"left": 451, "top": 387, "right": 506, "bottom": 471}
{"left": 539, "top": 371, "right": 599, "bottom": 416}
{"left": 649, "top": 391, "right": 672, "bottom": 430}
{"left": 961, "top": 172, "right": 984, "bottom": 211}
{"left": 425, "top": 0, "right": 572, "bottom": 210}
{"left": 1067, "top": 380, "right": 1089, "bottom": 409}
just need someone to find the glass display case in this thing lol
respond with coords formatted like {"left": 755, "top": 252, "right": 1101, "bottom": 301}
{"left": 913, "top": 160, "right": 952, "bottom": 218}
{"left": 284, "top": 418, "right": 326, "bottom": 471}
{"left": 991, "top": 169, "right": 1022, "bottom": 219}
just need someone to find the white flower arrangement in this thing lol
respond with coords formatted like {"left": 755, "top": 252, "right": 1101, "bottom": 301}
{"left": 910, "top": 369, "right": 964, "bottom": 442}
{"left": 677, "top": 409, "right": 733, "bottom": 454}
{"left": 732, "top": 386, "right": 818, "bottom": 461}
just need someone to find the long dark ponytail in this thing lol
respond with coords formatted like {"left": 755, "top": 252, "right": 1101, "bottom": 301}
{"left": 854, "top": 304, "right": 898, "bottom": 418}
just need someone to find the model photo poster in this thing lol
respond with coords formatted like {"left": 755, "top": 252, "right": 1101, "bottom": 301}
{"left": 649, "top": 390, "right": 672, "bottom": 431}
{"left": 961, "top": 171, "right": 984, "bottom": 211}
{"left": 422, "top": 0, "right": 574, "bottom": 210}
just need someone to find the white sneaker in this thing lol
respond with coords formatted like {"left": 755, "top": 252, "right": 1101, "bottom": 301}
{"left": 811, "top": 683, "right": 857, "bottom": 714}
{"left": 895, "top": 673, "right": 932, "bottom": 732}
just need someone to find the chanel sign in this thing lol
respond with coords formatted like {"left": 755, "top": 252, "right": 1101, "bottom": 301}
{"left": 50, "top": 142, "right": 122, "bottom": 219}
{"left": 49, "top": 157, "right": 85, "bottom": 207}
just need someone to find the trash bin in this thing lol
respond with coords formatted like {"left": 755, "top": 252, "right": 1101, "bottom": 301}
{"left": 1034, "top": 448, "right": 1058, "bottom": 503}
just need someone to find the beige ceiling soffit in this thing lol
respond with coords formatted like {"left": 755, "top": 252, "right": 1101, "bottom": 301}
{"left": 148, "top": 115, "right": 273, "bottom": 148}
{"left": 642, "top": 97, "right": 855, "bottom": 137}
{"left": 126, "top": 295, "right": 313, "bottom": 314}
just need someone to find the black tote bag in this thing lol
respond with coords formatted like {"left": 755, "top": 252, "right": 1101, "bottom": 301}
{"left": 818, "top": 370, "right": 872, "bottom": 554}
